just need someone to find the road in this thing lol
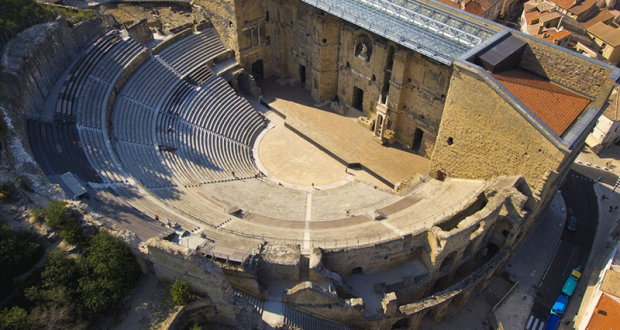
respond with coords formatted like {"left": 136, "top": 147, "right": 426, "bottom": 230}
{"left": 525, "top": 166, "right": 603, "bottom": 329}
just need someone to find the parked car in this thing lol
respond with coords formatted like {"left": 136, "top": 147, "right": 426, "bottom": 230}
{"left": 568, "top": 216, "right": 577, "bottom": 232}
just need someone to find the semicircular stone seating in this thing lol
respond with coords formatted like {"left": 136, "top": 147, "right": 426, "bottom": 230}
{"left": 30, "top": 26, "right": 487, "bottom": 265}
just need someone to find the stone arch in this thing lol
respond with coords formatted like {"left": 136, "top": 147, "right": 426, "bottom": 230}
{"left": 351, "top": 266, "right": 363, "bottom": 275}
{"left": 439, "top": 251, "right": 457, "bottom": 273}
{"left": 489, "top": 216, "right": 513, "bottom": 248}
{"left": 391, "top": 318, "right": 410, "bottom": 329}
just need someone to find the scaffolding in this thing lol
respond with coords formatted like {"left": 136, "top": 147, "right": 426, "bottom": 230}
{"left": 300, "top": 0, "right": 499, "bottom": 65}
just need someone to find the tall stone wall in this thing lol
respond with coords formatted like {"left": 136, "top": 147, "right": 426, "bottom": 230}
{"left": 193, "top": 0, "right": 240, "bottom": 61}
{"left": 0, "top": 16, "right": 105, "bottom": 150}
{"left": 429, "top": 66, "right": 566, "bottom": 195}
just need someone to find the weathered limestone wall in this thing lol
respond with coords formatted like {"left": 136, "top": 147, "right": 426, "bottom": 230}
{"left": 322, "top": 232, "right": 431, "bottom": 277}
{"left": 258, "top": 243, "right": 301, "bottom": 282}
{"left": 193, "top": 0, "right": 240, "bottom": 60}
{"left": 283, "top": 282, "right": 364, "bottom": 324}
{"left": 0, "top": 16, "right": 105, "bottom": 159}
{"left": 126, "top": 18, "right": 153, "bottom": 44}
{"left": 140, "top": 238, "right": 261, "bottom": 328}
{"left": 429, "top": 65, "right": 567, "bottom": 196}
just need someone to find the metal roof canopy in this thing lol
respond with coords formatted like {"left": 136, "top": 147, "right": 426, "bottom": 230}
{"left": 300, "top": 0, "right": 499, "bottom": 65}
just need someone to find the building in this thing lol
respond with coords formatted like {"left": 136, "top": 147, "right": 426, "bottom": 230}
{"left": 586, "top": 86, "right": 620, "bottom": 153}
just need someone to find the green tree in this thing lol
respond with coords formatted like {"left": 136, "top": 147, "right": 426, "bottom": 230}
{"left": 76, "top": 231, "right": 140, "bottom": 319}
{"left": 170, "top": 279, "right": 192, "bottom": 305}
{"left": 42, "top": 201, "right": 82, "bottom": 244}
{"left": 0, "top": 306, "right": 31, "bottom": 330}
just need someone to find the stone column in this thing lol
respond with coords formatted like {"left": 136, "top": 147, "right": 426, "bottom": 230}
{"left": 452, "top": 286, "right": 475, "bottom": 311}
{"left": 374, "top": 113, "right": 383, "bottom": 137}
{"left": 429, "top": 299, "right": 451, "bottom": 324}
{"left": 380, "top": 115, "right": 387, "bottom": 140}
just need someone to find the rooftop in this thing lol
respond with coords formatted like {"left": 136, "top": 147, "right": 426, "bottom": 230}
{"left": 588, "top": 22, "right": 620, "bottom": 47}
{"left": 550, "top": 0, "right": 575, "bottom": 10}
{"left": 568, "top": 0, "right": 597, "bottom": 16}
{"left": 535, "top": 28, "right": 572, "bottom": 44}
{"left": 586, "top": 293, "right": 620, "bottom": 329}
{"left": 299, "top": 0, "right": 499, "bottom": 64}
{"left": 492, "top": 69, "right": 591, "bottom": 136}
{"left": 464, "top": 1, "right": 484, "bottom": 16}
{"left": 580, "top": 8, "right": 615, "bottom": 29}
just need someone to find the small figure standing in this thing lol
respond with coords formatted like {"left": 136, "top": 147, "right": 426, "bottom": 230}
{"left": 167, "top": 219, "right": 172, "bottom": 227}
{"left": 232, "top": 170, "right": 235, "bottom": 177}
{"left": 155, "top": 215, "right": 160, "bottom": 222}
{"left": 610, "top": 206, "right": 614, "bottom": 213}
{"left": 345, "top": 166, "right": 348, "bottom": 173}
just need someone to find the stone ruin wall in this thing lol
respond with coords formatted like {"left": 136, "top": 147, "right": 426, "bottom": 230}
{"left": 0, "top": 16, "right": 105, "bottom": 167}
{"left": 139, "top": 237, "right": 262, "bottom": 328}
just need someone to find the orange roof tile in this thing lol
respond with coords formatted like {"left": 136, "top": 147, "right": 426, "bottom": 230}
{"left": 525, "top": 10, "right": 544, "bottom": 25}
{"left": 536, "top": 28, "right": 572, "bottom": 44}
{"left": 550, "top": 0, "right": 576, "bottom": 10}
{"left": 465, "top": 1, "right": 485, "bottom": 16}
{"left": 569, "top": 0, "right": 597, "bottom": 16}
{"left": 492, "top": 69, "right": 591, "bottom": 136}
{"left": 581, "top": 8, "right": 615, "bottom": 29}
{"left": 586, "top": 293, "right": 620, "bottom": 330}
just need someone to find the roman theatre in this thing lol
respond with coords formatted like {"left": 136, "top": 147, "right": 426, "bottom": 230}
{"left": 1, "top": 0, "right": 619, "bottom": 329}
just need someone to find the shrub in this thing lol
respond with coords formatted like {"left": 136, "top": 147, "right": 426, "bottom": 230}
{"left": 30, "top": 208, "right": 42, "bottom": 223}
{"left": 171, "top": 279, "right": 192, "bottom": 306}
{"left": 77, "top": 231, "right": 140, "bottom": 319}
{"left": 187, "top": 322, "right": 203, "bottom": 330}
{"left": 42, "top": 201, "right": 82, "bottom": 244}
{"left": 0, "top": 306, "right": 31, "bottom": 330}
{"left": 0, "top": 181, "right": 15, "bottom": 201}
{"left": 42, "top": 201, "right": 69, "bottom": 229}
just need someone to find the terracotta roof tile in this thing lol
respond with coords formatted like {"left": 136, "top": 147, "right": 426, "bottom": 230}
{"left": 492, "top": 69, "right": 591, "bottom": 136}
{"left": 586, "top": 293, "right": 620, "bottom": 330}
{"left": 581, "top": 8, "right": 615, "bottom": 29}
{"left": 549, "top": 0, "right": 576, "bottom": 10}
{"left": 569, "top": 0, "right": 597, "bottom": 15}
{"left": 536, "top": 28, "right": 572, "bottom": 44}
{"left": 465, "top": 1, "right": 485, "bottom": 16}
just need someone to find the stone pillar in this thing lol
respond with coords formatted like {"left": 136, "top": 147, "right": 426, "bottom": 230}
{"left": 408, "top": 310, "right": 426, "bottom": 330}
{"left": 382, "top": 292, "right": 399, "bottom": 316}
{"left": 380, "top": 115, "right": 387, "bottom": 140}
{"left": 374, "top": 113, "right": 383, "bottom": 137}
{"left": 452, "top": 287, "right": 475, "bottom": 311}
{"left": 429, "top": 300, "right": 451, "bottom": 324}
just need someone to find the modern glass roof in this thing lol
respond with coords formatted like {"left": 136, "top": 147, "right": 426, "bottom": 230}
{"left": 300, "top": 0, "right": 500, "bottom": 64}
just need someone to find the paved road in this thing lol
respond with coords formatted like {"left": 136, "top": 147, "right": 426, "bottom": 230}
{"left": 525, "top": 168, "right": 600, "bottom": 329}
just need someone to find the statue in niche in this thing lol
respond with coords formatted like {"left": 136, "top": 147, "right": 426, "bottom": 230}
{"left": 357, "top": 42, "right": 369, "bottom": 61}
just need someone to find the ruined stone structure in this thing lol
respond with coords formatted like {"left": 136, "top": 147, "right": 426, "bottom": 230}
{"left": 2, "top": 0, "right": 619, "bottom": 329}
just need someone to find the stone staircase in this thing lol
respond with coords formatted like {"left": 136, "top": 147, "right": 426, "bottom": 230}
{"left": 283, "top": 306, "right": 353, "bottom": 330}
{"left": 234, "top": 289, "right": 353, "bottom": 330}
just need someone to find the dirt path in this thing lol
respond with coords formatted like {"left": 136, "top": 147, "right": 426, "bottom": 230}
{"left": 107, "top": 273, "right": 180, "bottom": 330}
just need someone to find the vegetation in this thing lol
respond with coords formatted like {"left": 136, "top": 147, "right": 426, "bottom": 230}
{"left": 0, "top": 0, "right": 95, "bottom": 35}
{"left": 171, "top": 279, "right": 192, "bottom": 306}
{"left": 1, "top": 231, "right": 141, "bottom": 329}
{"left": 42, "top": 201, "right": 82, "bottom": 244}
{"left": 0, "top": 306, "right": 31, "bottom": 330}
{"left": 0, "top": 224, "right": 43, "bottom": 299}
{"left": 0, "top": 181, "right": 15, "bottom": 201}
